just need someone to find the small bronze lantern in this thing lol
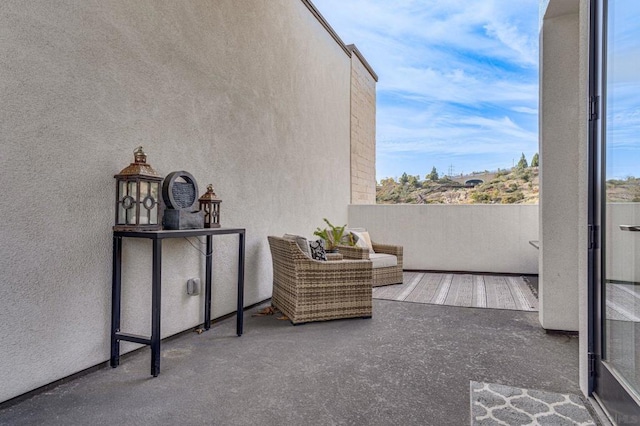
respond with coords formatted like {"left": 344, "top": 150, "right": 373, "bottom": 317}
{"left": 113, "top": 146, "right": 163, "bottom": 231}
{"left": 198, "top": 184, "right": 222, "bottom": 228}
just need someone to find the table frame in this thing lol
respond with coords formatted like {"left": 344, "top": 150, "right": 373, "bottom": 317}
{"left": 110, "top": 227, "right": 245, "bottom": 376}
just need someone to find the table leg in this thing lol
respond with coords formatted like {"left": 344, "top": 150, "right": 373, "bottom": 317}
{"left": 204, "top": 235, "right": 213, "bottom": 330}
{"left": 151, "top": 239, "right": 162, "bottom": 377}
{"left": 237, "top": 231, "right": 245, "bottom": 336}
{"left": 110, "top": 236, "right": 122, "bottom": 368}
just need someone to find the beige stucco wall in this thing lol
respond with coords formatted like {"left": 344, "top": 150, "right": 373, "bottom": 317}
{"left": 349, "top": 49, "right": 377, "bottom": 204}
{"left": 0, "top": 0, "right": 354, "bottom": 403}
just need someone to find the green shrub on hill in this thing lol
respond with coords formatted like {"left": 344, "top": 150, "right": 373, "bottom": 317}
{"left": 376, "top": 165, "right": 540, "bottom": 205}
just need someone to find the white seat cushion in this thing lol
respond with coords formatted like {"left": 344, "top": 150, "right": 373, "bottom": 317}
{"left": 369, "top": 253, "right": 397, "bottom": 269}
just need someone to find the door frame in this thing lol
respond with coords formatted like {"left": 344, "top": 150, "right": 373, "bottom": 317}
{"left": 587, "top": 0, "right": 602, "bottom": 397}
{"left": 589, "top": 0, "right": 640, "bottom": 423}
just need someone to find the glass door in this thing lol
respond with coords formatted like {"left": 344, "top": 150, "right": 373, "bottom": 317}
{"left": 592, "top": 0, "right": 640, "bottom": 423}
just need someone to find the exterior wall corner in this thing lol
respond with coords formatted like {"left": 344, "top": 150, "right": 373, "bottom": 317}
{"left": 349, "top": 48, "right": 377, "bottom": 205}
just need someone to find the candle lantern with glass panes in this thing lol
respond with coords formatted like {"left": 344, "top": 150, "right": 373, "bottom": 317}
{"left": 113, "top": 146, "right": 163, "bottom": 231}
{"left": 198, "top": 184, "right": 222, "bottom": 228}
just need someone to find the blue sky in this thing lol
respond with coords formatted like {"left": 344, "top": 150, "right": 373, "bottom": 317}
{"left": 311, "top": 0, "right": 540, "bottom": 181}
{"left": 606, "top": 0, "right": 640, "bottom": 180}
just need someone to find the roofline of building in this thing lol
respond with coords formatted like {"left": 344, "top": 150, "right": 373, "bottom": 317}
{"left": 346, "top": 44, "right": 379, "bottom": 82}
{"left": 300, "top": 0, "right": 378, "bottom": 82}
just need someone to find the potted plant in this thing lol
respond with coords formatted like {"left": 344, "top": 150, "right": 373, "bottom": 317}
{"left": 313, "top": 218, "right": 348, "bottom": 253}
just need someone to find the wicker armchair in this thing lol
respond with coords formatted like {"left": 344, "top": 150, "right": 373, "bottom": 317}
{"left": 268, "top": 236, "right": 373, "bottom": 325}
{"left": 337, "top": 242, "right": 403, "bottom": 287}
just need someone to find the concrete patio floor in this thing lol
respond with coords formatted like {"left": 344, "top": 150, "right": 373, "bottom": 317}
{"left": 1, "top": 299, "right": 586, "bottom": 425}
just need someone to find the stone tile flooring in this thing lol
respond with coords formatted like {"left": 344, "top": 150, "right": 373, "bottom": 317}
{"left": 470, "top": 381, "right": 596, "bottom": 425}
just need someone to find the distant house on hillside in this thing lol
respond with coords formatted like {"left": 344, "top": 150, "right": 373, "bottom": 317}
{"left": 465, "top": 179, "right": 484, "bottom": 187}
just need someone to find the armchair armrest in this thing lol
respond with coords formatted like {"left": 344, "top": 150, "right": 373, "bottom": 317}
{"left": 371, "top": 242, "right": 403, "bottom": 257}
{"left": 301, "top": 258, "right": 373, "bottom": 284}
{"left": 335, "top": 245, "right": 370, "bottom": 260}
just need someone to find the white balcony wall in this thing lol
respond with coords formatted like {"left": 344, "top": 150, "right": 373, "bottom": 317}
{"left": 606, "top": 203, "right": 640, "bottom": 283}
{"left": 348, "top": 205, "right": 539, "bottom": 274}
{"left": 0, "top": 0, "right": 358, "bottom": 403}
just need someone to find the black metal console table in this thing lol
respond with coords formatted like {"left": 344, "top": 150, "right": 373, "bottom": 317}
{"left": 110, "top": 227, "right": 245, "bottom": 376}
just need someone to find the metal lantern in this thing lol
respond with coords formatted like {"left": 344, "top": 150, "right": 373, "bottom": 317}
{"left": 198, "top": 184, "right": 222, "bottom": 228}
{"left": 113, "top": 146, "right": 163, "bottom": 231}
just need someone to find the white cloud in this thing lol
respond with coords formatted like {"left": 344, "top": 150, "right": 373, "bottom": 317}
{"left": 484, "top": 21, "right": 537, "bottom": 66}
{"left": 311, "top": 0, "right": 540, "bottom": 174}
{"left": 376, "top": 104, "right": 537, "bottom": 158}
{"left": 381, "top": 66, "right": 537, "bottom": 105}
{"left": 511, "top": 106, "right": 538, "bottom": 114}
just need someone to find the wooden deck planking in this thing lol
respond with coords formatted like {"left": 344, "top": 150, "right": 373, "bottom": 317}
{"left": 396, "top": 273, "right": 426, "bottom": 301}
{"left": 432, "top": 274, "right": 453, "bottom": 305}
{"left": 373, "top": 272, "right": 417, "bottom": 300}
{"left": 487, "top": 275, "right": 516, "bottom": 310}
{"left": 443, "top": 274, "right": 461, "bottom": 306}
{"left": 445, "top": 274, "right": 473, "bottom": 307}
{"left": 508, "top": 276, "right": 538, "bottom": 311}
{"left": 472, "top": 275, "right": 487, "bottom": 308}
{"left": 483, "top": 275, "right": 501, "bottom": 309}
{"left": 375, "top": 272, "right": 538, "bottom": 312}
{"left": 459, "top": 274, "right": 474, "bottom": 307}
{"left": 520, "top": 278, "right": 539, "bottom": 310}
{"left": 404, "top": 273, "right": 445, "bottom": 304}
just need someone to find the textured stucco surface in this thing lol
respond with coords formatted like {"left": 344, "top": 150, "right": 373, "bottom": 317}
{"left": 0, "top": 0, "right": 353, "bottom": 402}
{"left": 349, "top": 51, "right": 376, "bottom": 204}
{"left": 539, "top": 7, "right": 581, "bottom": 332}
{"left": 348, "top": 204, "right": 539, "bottom": 274}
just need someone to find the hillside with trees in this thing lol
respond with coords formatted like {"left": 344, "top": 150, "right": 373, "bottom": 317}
{"left": 377, "top": 153, "right": 540, "bottom": 204}
{"left": 606, "top": 177, "right": 640, "bottom": 202}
